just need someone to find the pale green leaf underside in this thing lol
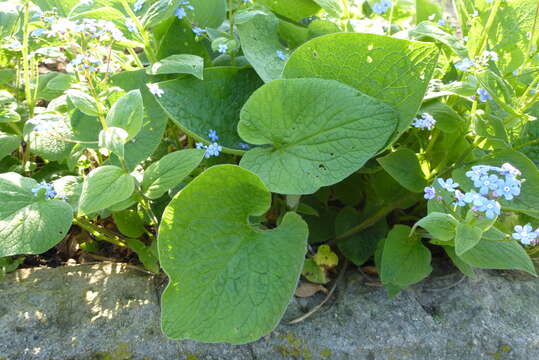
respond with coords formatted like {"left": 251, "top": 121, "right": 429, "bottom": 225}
{"left": 158, "top": 165, "right": 308, "bottom": 344}
{"left": 0, "top": 173, "right": 73, "bottom": 257}
{"left": 78, "top": 165, "right": 135, "bottom": 216}
{"left": 153, "top": 67, "right": 262, "bottom": 153}
{"left": 283, "top": 33, "right": 439, "bottom": 141}
{"left": 238, "top": 78, "right": 398, "bottom": 195}
{"left": 146, "top": 54, "right": 204, "bottom": 79}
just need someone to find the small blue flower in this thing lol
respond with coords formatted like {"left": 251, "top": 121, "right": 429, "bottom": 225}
{"left": 493, "top": 179, "right": 520, "bottom": 200}
{"left": 474, "top": 174, "right": 501, "bottom": 195}
{"left": 454, "top": 190, "right": 466, "bottom": 207}
{"left": 175, "top": 7, "right": 187, "bottom": 19}
{"left": 276, "top": 50, "right": 287, "bottom": 61}
{"left": 412, "top": 113, "right": 436, "bottom": 130}
{"left": 147, "top": 83, "right": 164, "bottom": 97}
{"left": 125, "top": 19, "right": 137, "bottom": 33}
{"left": 475, "top": 198, "right": 501, "bottom": 219}
{"left": 463, "top": 191, "right": 486, "bottom": 206}
{"left": 437, "top": 19, "right": 446, "bottom": 26}
{"left": 477, "top": 88, "right": 492, "bottom": 102}
{"left": 205, "top": 142, "right": 222, "bottom": 158}
{"left": 31, "top": 182, "right": 57, "bottom": 199}
{"left": 437, "top": 178, "right": 459, "bottom": 192}
{"left": 192, "top": 26, "right": 206, "bottom": 36}
{"left": 424, "top": 186, "right": 436, "bottom": 200}
{"left": 372, "top": 0, "right": 392, "bottom": 14}
{"left": 499, "top": 163, "right": 521, "bottom": 177}
{"left": 218, "top": 44, "right": 228, "bottom": 54}
{"left": 134, "top": 0, "right": 144, "bottom": 12}
{"left": 43, "top": 15, "right": 55, "bottom": 24}
{"left": 455, "top": 58, "right": 474, "bottom": 71}
{"left": 31, "top": 28, "right": 46, "bottom": 37}
{"left": 466, "top": 165, "right": 490, "bottom": 182}
{"left": 239, "top": 142, "right": 250, "bottom": 150}
{"left": 512, "top": 224, "right": 537, "bottom": 245}
{"left": 195, "top": 142, "right": 206, "bottom": 149}
{"left": 208, "top": 129, "right": 219, "bottom": 142}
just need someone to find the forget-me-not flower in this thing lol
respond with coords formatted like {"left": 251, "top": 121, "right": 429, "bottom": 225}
{"left": 412, "top": 113, "right": 436, "bottom": 130}
{"left": 31, "top": 182, "right": 57, "bottom": 199}
{"left": 512, "top": 225, "right": 537, "bottom": 245}
{"left": 148, "top": 83, "right": 164, "bottom": 97}
{"left": 192, "top": 27, "right": 206, "bottom": 36}
{"left": 477, "top": 88, "right": 492, "bottom": 102}
{"left": 218, "top": 44, "right": 228, "bottom": 54}
{"left": 276, "top": 50, "right": 287, "bottom": 61}
{"left": 208, "top": 129, "right": 219, "bottom": 141}
{"left": 424, "top": 186, "right": 436, "bottom": 200}
{"left": 205, "top": 142, "right": 222, "bottom": 158}
{"left": 438, "top": 178, "right": 459, "bottom": 192}
{"left": 455, "top": 58, "right": 474, "bottom": 71}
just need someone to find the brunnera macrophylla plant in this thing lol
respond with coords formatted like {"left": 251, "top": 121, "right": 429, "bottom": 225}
{"left": 0, "top": 0, "right": 538, "bottom": 344}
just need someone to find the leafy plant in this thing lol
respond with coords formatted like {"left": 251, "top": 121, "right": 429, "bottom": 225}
{"left": 0, "top": 0, "right": 538, "bottom": 345}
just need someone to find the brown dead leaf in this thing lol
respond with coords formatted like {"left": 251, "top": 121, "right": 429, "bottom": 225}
{"left": 294, "top": 282, "right": 328, "bottom": 298}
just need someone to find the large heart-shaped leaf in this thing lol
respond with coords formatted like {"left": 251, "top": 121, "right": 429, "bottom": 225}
{"left": 153, "top": 67, "right": 263, "bottom": 153}
{"left": 0, "top": 173, "right": 73, "bottom": 257}
{"left": 283, "top": 33, "right": 439, "bottom": 142}
{"left": 158, "top": 165, "right": 308, "bottom": 344}
{"left": 238, "top": 78, "right": 398, "bottom": 195}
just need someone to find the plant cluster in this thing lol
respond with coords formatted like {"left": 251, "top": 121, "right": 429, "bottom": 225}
{"left": 0, "top": 0, "right": 538, "bottom": 344}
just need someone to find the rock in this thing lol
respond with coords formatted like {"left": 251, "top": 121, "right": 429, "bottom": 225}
{"left": 0, "top": 261, "right": 537, "bottom": 360}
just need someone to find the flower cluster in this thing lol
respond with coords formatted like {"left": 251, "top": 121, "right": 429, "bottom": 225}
{"left": 195, "top": 129, "right": 222, "bottom": 158}
{"left": 175, "top": 1, "right": 194, "bottom": 20}
{"left": 192, "top": 26, "right": 207, "bottom": 36}
{"left": 372, "top": 0, "right": 392, "bottom": 14}
{"left": 454, "top": 51, "right": 498, "bottom": 72}
{"left": 424, "top": 163, "right": 523, "bottom": 220}
{"left": 31, "top": 182, "right": 57, "bottom": 199}
{"left": 32, "top": 16, "right": 125, "bottom": 42}
{"left": 476, "top": 88, "right": 492, "bottom": 102}
{"left": 67, "top": 54, "right": 102, "bottom": 73}
{"left": 412, "top": 113, "right": 436, "bottom": 130}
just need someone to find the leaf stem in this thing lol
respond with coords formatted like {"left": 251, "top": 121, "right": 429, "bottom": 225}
{"left": 73, "top": 218, "right": 127, "bottom": 248}
{"left": 472, "top": 0, "right": 502, "bottom": 58}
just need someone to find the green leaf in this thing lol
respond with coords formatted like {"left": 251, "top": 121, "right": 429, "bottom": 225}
{"left": 105, "top": 90, "right": 144, "bottom": 140}
{"left": 126, "top": 238, "right": 160, "bottom": 273}
{"left": 142, "top": 0, "right": 176, "bottom": 29}
{"left": 141, "top": 149, "right": 205, "bottom": 200}
{"left": 24, "top": 114, "right": 75, "bottom": 162}
{"left": 336, "top": 207, "right": 387, "bottom": 266}
{"left": 110, "top": 69, "right": 168, "bottom": 170}
{"left": 236, "top": 10, "right": 289, "bottom": 82}
{"left": 377, "top": 148, "right": 427, "bottom": 193}
{"left": 158, "top": 165, "right": 308, "bottom": 343}
{"left": 460, "top": 238, "right": 536, "bottom": 276}
{"left": 238, "top": 78, "right": 398, "bottom": 194}
{"left": 415, "top": 0, "right": 441, "bottom": 24}
{"left": 453, "top": 150, "right": 539, "bottom": 219}
{"left": 0, "top": 172, "right": 73, "bottom": 257}
{"left": 155, "top": 18, "right": 210, "bottom": 61}
{"left": 411, "top": 21, "right": 468, "bottom": 58}
{"left": 455, "top": 223, "right": 483, "bottom": 256}
{"left": 153, "top": 67, "right": 262, "bottom": 153}
{"left": 380, "top": 225, "right": 432, "bottom": 287}
{"left": 283, "top": 33, "right": 439, "bottom": 142}
{"left": 0, "top": 2, "right": 19, "bottom": 38}
{"left": 413, "top": 212, "right": 458, "bottom": 242}
{"left": 420, "top": 101, "right": 464, "bottom": 133}
{"left": 313, "top": 0, "right": 343, "bottom": 17}
{"left": 442, "top": 246, "right": 477, "bottom": 279}
{"left": 113, "top": 209, "right": 146, "bottom": 238}
{"left": 146, "top": 54, "right": 204, "bottom": 79}
{"left": 99, "top": 127, "right": 128, "bottom": 159}
{"left": 302, "top": 258, "right": 328, "bottom": 284}
{"left": 66, "top": 89, "right": 99, "bottom": 117}
{"left": 78, "top": 166, "right": 136, "bottom": 216}
{"left": 255, "top": 0, "right": 320, "bottom": 21}
{"left": 189, "top": 0, "right": 226, "bottom": 28}
{"left": 0, "top": 132, "right": 20, "bottom": 161}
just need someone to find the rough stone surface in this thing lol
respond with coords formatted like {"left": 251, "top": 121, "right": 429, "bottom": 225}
{"left": 0, "top": 261, "right": 537, "bottom": 360}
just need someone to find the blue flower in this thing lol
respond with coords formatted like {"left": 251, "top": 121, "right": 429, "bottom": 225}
{"left": 192, "top": 27, "right": 206, "bottom": 36}
{"left": 372, "top": 0, "right": 392, "bottom": 14}
{"left": 125, "top": 19, "right": 137, "bottom": 33}
{"left": 205, "top": 142, "right": 222, "bottom": 158}
{"left": 455, "top": 58, "right": 474, "bottom": 71}
{"left": 276, "top": 50, "right": 287, "bottom": 61}
{"left": 412, "top": 113, "right": 436, "bottom": 130}
{"left": 493, "top": 180, "right": 520, "bottom": 200}
{"left": 500, "top": 163, "right": 521, "bottom": 177}
{"left": 175, "top": 7, "right": 187, "bottom": 19}
{"left": 218, "top": 44, "right": 228, "bottom": 54}
{"left": 208, "top": 129, "right": 219, "bottom": 141}
{"left": 466, "top": 165, "right": 490, "bottom": 182}
{"left": 474, "top": 198, "right": 500, "bottom": 219}
{"left": 454, "top": 190, "right": 466, "bottom": 207}
{"left": 437, "top": 19, "right": 446, "bottom": 26}
{"left": 512, "top": 224, "right": 537, "bottom": 245}
{"left": 31, "top": 28, "right": 46, "bottom": 37}
{"left": 134, "top": 0, "right": 144, "bottom": 12}
{"left": 239, "top": 142, "right": 250, "bottom": 150}
{"left": 147, "top": 83, "right": 164, "bottom": 97}
{"left": 437, "top": 178, "right": 459, "bottom": 192}
{"left": 477, "top": 88, "right": 492, "bottom": 102}
{"left": 462, "top": 191, "right": 486, "bottom": 206}
{"left": 31, "top": 182, "right": 57, "bottom": 199}
{"left": 424, "top": 186, "right": 436, "bottom": 200}
{"left": 195, "top": 142, "right": 206, "bottom": 149}
{"left": 474, "top": 174, "right": 501, "bottom": 195}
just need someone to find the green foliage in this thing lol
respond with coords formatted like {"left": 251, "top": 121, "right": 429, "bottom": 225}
{"left": 158, "top": 165, "right": 308, "bottom": 343}
{"left": 238, "top": 78, "right": 398, "bottom": 194}
{"left": 377, "top": 148, "right": 427, "bottom": 193}
{"left": 105, "top": 90, "right": 144, "bottom": 140}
